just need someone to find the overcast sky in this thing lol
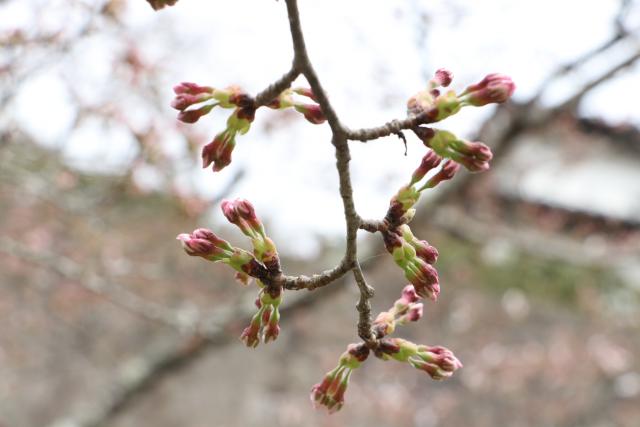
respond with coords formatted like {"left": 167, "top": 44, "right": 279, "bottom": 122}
{"left": 3, "top": 0, "right": 640, "bottom": 256}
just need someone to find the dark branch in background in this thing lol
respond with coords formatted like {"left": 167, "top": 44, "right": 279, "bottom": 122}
{"left": 44, "top": 279, "right": 347, "bottom": 427}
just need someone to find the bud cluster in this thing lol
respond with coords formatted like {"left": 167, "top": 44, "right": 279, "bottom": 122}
{"left": 221, "top": 198, "right": 280, "bottom": 273}
{"left": 407, "top": 68, "right": 515, "bottom": 124}
{"left": 376, "top": 338, "right": 463, "bottom": 380}
{"left": 172, "top": 82, "right": 328, "bottom": 173}
{"left": 171, "top": 83, "right": 256, "bottom": 172}
{"left": 406, "top": 69, "right": 514, "bottom": 171}
{"left": 373, "top": 284, "right": 424, "bottom": 337}
{"left": 176, "top": 228, "right": 267, "bottom": 279}
{"left": 417, "top": 129, "right": 493, "bottom": 173}
{"left": 382, "top": 224, "right": 441, "bottom": 301}
{"left": 310, "top": 343, "right": 370, "bottom": 413}
{"left": 268, "top": 87, "right": 326, "bottom": 124}
{"left": 240, "top": 287, "right": 283, "bottom": 347}
{"left": 385, "top": 150, "right": 459, "bottom": 227}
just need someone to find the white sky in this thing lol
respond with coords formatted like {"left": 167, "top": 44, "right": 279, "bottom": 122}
{"left": 3, "top": 0, "right": 640, "bottom": 256}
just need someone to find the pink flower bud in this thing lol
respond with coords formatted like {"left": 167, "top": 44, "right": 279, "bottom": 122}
{"left": 177, "top": 104, "right": 214, "bottom": 124}
{"left": 406, "top": 303, "right": 423, "bottom": 322}
{"left": 411, "top": 345, "right": 463, "bottom": 380}
{"left": 201, "top": 130, "right": 236, "bottom": 172}
{"left": 294, "top": 104, "right": 326, "bottom": 124}
{"left": 176, "top": 228, "right": 232, "bottom": 261}
{"left": 409, "top": 260, "right": 440, "bottom": 301}
{"left": 413, "top": 239, "right": 438, "bottom": 264}
{"left": 310, "top": 344, "right": 368, "bottom": 413}
{"left": 423, "top": 160, "right": 460, "bottom": 189}
{"left": 401, "top": 284, "right": 421, "bottom": 304}
{"left": 461, "top": 73, "right": 515, "bottom": 106}
{"left": 433, "top": 68, "right": 453, "bottom": 87}
{"left": 240, "top": 320, "right": 261, "bottom": 348}
{"left": 240, "top": 290, "right": 283, "bottom": 347}
{"left": 410, "top": 150, "right": 442, "bottom": 185}
{"left": 173, "top": 82, "right": 212, "bottom": 95}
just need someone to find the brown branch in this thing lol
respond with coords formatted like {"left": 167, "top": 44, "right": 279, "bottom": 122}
{"left": 281, "top": 0, "right": 374, "bottom": 340}
{"left": 254, "top": 66, "right": 300, "bottom": 106}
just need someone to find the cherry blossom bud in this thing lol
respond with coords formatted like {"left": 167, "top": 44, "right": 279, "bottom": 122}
{"left": 411, "top": 345, "right": 463, "bottom": 380}
{"left": 294, "top": 104, "right": 326, "bottom": 124}
{"left": 220, "top": 199, "right": 280, "bottom": 271}
{"left": 176, "top": 228, "right": 233, "bottom": 261}
{"left": 406, "top": 258, "right": 440, "bottom": 301}
{"left": 310, "top": 343, "right": 369, "bottom": 413}
{"left": 401, "top": 284, "right": 420, "bottom": 304}
{"left": 240, "top": 312, "right": 262, "bottom": 348}
{"left": 460, "top": 73, "right": 515, "bottom": 106}
{"left": 201, "top": 129, "right": 236, "bottom": 172}
{"left": 221, "top": 198, "right": 262, "bottom": 238}
{"left": 264, "top": 308, "right": 280, "bottom": 342}
{"left": 410, "top": 150, "right": 442, "bottom": 186}
{"left": 376, "top": 338, "right": 462, "bottom": 381}
{"left": 407, "top": 303, "right": 424, "bottom": 321}
{"left": 146, "top": 0, "right": 178, "bottom": 10}
{"left": 432, "top": 68, "right": 453, "bottom": 88}
{"left": 400, "top": 225, "right": 438, "bottom": 264}
{"left": 293, "top": 87, "right": 318, "bottom": 102}
{"left": 171, "top": 83, "right": 214, "bottom": 110}
{"left": 177, "top": 104, "right": 215, "bottom": 124}
{"left": 422, "top": 160, "right": 461, "bottom": 189}
{"left": 240, "top": 289, "right": 283, "bottom": 348}
{"left": 177, "top": 228, "right": 269, "bottom": 282}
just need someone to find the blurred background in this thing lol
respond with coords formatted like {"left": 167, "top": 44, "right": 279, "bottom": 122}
{"left": 1, "top": 0, "right": 640, "bottom": 426}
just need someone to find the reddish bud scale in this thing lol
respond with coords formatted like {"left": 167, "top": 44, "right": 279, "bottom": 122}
{"left": 405, "top": 303, "right": 424, "bottom": 322}
{"left": 235, "top": 106, "right": 256, "bottom": 122}
{"left": 146, "top": 0, "right": 178, "bottom": 10}
{"left": 382, "top": 229, "right": 403, "bottom": 253}
{"left": 413, "top": 126, "right": 436, "bottom": 144}
{"left": 384, "top": 200, "right": 407, "bottom": 227}
{"left": 241, "top": 258, "right": 269, "bottom": 281}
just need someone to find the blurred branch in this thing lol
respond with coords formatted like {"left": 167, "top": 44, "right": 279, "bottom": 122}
{"left": 556, "top": 48, "right": 640, "bottom": 111}
{"left": 0, "top": 237, "right": 213, "bottom": 333}
{"left": 46, "top": 267, "right": 349, "bottom": 427}
{"left": 431, "top": 206, "right": 640, "bottom": 268}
